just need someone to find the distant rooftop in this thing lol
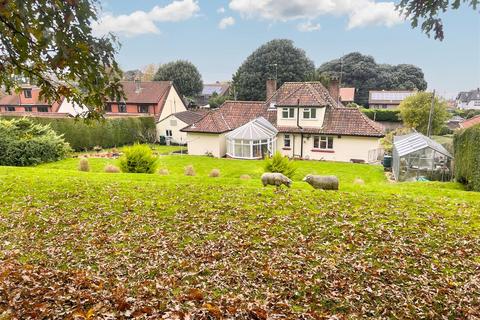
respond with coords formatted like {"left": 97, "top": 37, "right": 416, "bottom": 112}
{"left": 201, "top": 82, "right": 231, "bottom": 96}
{"left": 369, "top": 90, "right": 416, "bottom": 103}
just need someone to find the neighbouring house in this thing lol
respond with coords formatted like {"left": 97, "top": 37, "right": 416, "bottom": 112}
{"left": 197, "top": 82, "right": 231, "bottom": 106}
{"left": 0, "top": 86, "right": 62, "bottom": 115}
{"left": 182, "top": 80, "right": 385, "bottom": 163}
{"left": 446, "top": 115, "right": 465, "bottom": 130}
{"left": 339, "top": 87, "right": 355, "bottom": 104}
{"left": 459, "top": 114, "right": 480, "bottom": 129}
{"left": 392, "top": 132, "right": 453, "bottom": 182}
{"left": 368, "top": 90, "right": 416, "bottom": 109}
{"left": 456, "top": 88, "right": 480, "bottom": 110}
{"left": 156, "top": 110, "right": 207, "bottom": 145}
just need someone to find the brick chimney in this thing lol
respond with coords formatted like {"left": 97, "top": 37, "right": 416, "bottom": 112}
{"left": 328, "top": 77, "right": 339, "bottom": 103}
{"left": 134, "top": 78, "right": 142, "bottom": 93}
{"left": 266, "top": 79, "right": 277, "bottom": 100}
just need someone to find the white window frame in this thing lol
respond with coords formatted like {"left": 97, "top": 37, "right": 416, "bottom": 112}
{"left": 313, "top": 135, "right": 334, "bottom": 150}
{"left": 284, "top": 134, "right": 291, "bottom": 147}
{"left": 23, "top": 89, "right": 32, "bottom": 99}
{"left": 166, "top": 129, "right": 173, "bottom": 138}
{"left": 282, "top": 107, "right": 295, "bottom": 119}
{"left": 303, "top": 108, "right": 317, "bottom": 119}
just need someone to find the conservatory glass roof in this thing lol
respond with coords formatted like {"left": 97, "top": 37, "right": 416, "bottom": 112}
{"left": 225, "top": 117, "right": 278, "bottom": 141}
{"left": 393, "top": 132, "right": 452, "bottom": 158}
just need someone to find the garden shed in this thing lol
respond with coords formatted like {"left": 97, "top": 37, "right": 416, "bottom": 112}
{"left": 392, "top": 132, "right": 453, "bottom": 182}
{"left": 226, "top": 117, "right": 277, "bottom": 159}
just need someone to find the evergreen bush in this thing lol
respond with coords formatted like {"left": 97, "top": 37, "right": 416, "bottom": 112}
{"left": 361, "top": 108, "right": 401, "bottom": 122}
{"left": 264, "top": 152, "right": 296, "bottom": 179}
{"left": 454, "top": 125, "right": 480, "bottom": 191}
{"left": 119, "top": 144, "right": 158, "bottom": 174}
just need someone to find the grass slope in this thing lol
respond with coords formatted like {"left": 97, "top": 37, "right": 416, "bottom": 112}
{"left": 0, "top": 157, "right": 479, "bottom": 318}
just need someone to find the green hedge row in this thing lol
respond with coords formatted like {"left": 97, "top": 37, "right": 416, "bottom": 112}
{"left": 0, "top": 116, "right": 156, "bottom": 151}
{"left": 454, "top": 124, "right": 480, "bottom": 191}
{"left": 361, "top": 108, "right": 402, "bottom": 122}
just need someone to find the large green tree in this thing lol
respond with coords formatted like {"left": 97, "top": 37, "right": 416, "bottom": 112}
{"left": 0, "top": 0, "right": 123, "bottom": 120}
{"left": 154, "top": 60, "right": 203, "bottom": 98}
{"left": 397, "top": 0, "right": 479, "bottom": 41}
{"left": 399, "top": 92, "right": 449, "bottom": 135}
{"left": 317, "top": 52, "right": 428, "bottom": 106}
{"left": 233, "top": 39, "right": 315, "bottom": 101}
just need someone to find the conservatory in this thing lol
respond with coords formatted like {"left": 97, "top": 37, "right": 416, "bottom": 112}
{"left": 226, "top": 117, "right": 278, "bottom": 159}
{"left": 392, "top": 132, "right": 453, "bottom": 182}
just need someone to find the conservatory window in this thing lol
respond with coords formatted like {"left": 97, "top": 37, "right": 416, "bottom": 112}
{"left": 284, "top": 134, "right": 291, "bottom": 147}
{"left": 314, "top": 136, "right": 333, "bottom": 149}
{"left": 282, "top": 107, "right": 295, "bottom": 119}
{"left": 303, "top": 108, "right": 317, "bottom": 119}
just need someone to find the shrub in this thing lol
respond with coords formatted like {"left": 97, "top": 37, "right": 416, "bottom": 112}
{"left": 184, "top": 165, "right": 196, "bottom": 176}
{"left": 78, "top": 158, "right": 90, "bottom": 172}
{"left": 209, "top": 169, "right": 221, "bottom": 178}
{"left": 264, "top": 152, "right": 296, "bottom": 179}
{"left": 119, "top": 144, "right": 158, "bottom": 174}
{"left": 0, "top": 118, "right": 71, "bottom": 166}
{"left": 240, "top": 174, "right": 251, "bottom": 180}
{"left": 454, "top": 125, "right": 480, "bottom": 191}
{"left": 361, "top": 108, "right": 402, "bottom": 122}
{"left": 158, "top": 168, "right": 169, "bottom": 176}
{"left": 104, "top": 164, "right": 120, "bottom": 173}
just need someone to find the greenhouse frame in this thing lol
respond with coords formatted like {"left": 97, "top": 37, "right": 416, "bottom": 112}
{"left": 226, "top": 117, "right": 278, "bottom": 159}
{"left": 392, "top": 132, "right": 453, "bottom": 182}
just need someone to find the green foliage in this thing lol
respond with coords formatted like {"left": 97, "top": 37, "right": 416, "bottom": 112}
{"left": 208, "top": 92, "right": 230, "bottom": 108}
{"left": 399, "top": 92, "right": 449, "bottom": 135}
{"left": 119, "top": 144, "right": 158, "bottom": 174}
{"left": 380, "top": 127, "right": 414, "bottom": 154}
{"left": 396, "top": 0, "right": 478, "bottom": 41}
{"left": 361, "top": 108, "right": 402, "bottom": 122}
{"left": 233, "top": 39, "right": 315, "bottom": 101}
{"left": 0, "top": 116, "right": 156, "bottom": 151}
{"left": 154, "top": 60, "right": 203, "bottom": 97}
{"left": 264, "top": 152, "right": 297, "bottom": 178}
{"left": 318, "top": 52, "right": 427, "bottom": 106}
{"left": 0, "top": 0, "right": 123, "bottom": 120}
{"left": 0, "top": 118, "right": 71, "bottom": 166}
{"left": 454, "top": 125, "right": 480, "bottom": 191}
{"left": 453, "top": 109, "right": 480, "bottom": 120}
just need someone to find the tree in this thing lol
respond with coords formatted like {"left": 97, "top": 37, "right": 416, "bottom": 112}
{"left": 399, "top": 92, "right": 449, "bottom": 135}
{"left": 396, "top": 0, "right": 478, "bottom": 41}
{"left": 317, "top": 52, "right": 427, "bottom": 106}
{"left": 141, "top": 64, "right": 158, "bottom": 81}
{"left": 123, "top": 69, "right": 142, "bottom": 81}
{"left": 0, "top": 0, "right": 123, "bottom": 120}
{"left": 208, "top": 92, "right": 230, "bottom": 108}
{"left": 154, "top": 60, "right": 202, "bottom": 97}
{"left": 233, "top": 39, "right": 315, "bottom": 101}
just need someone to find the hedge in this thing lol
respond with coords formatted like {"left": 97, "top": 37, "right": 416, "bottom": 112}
{"left": 361, "top": 108, "right": 401, "bottom": 122}
{"left": 454, "top": 124, "right": 480, "bottom": 191}
{"left": 0, "top": 116, "right": 156, "bottom": 151}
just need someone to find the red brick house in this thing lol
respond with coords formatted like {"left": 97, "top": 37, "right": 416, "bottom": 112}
{"left": 0, "top": 86, "right": 62, "bottom": 114}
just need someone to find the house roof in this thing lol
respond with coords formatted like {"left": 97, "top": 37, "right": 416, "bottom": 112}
{"left": 339, "top": 88, "right": 355, "bottom": 102}
{"left": 277, "top": 107, "right": 385, "bottom": 137}
{"left": 182, "top": 101, "right": 276, "bottom": 134}
{"left": 393, "top": 132, "right": 452, "bottom": 158}
{"left": 172, "top": 110, "right": 208, "bottom": 125}
{"left": 457, "top": 88, "right": 480, "bottom": 103}
{"left": 202, "top": 83, "right": 231, "bottom": 96}
{"left": 225, "top": 116, "right": 278, "bottom": 140}
{"left": 460, "top": 115, "right": 480, "bottom": 129}
{"left": 110, "top": 81, "right": 172, "bottom": 104}
{"left": 369, "top": 90, "right": 415, "bottom": 104}
{"left": 267, "top": 82, "right": 341, "bottom": 108}
{"left": 0, "top": 87, "right": 51, "bottom": 106}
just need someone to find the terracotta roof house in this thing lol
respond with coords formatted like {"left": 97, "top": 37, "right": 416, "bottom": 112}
{"left": 339, "top": 87, "right": 355, "bottom": 104}
{"left": 156, "top": 110, "right": 208, "bottom": 145}
{"left": 368, "top": 90, "right": 416, "bottom": 109}
{"left": 456, "top": 88, "right": 480, "bottom": 110}
{"left": 182, "top": 80, "right": 385, "bottom": 162}
{"left": 0, "top": 86, "right": 63, "bottom": 115}
{"left": 459, "top": 115, "right": 480, "bottom": 129}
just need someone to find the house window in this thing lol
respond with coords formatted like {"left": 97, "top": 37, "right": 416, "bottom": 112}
{"left": 118, "top": 102, "right": 127, "bottom": 113}
{"left": 313, "top": 136, "right": 334, "bottom": 149}
{"left": 37, "top": 106, "right": 48, "bottom": 112}
{"left": 24, "top": 106, "right": 33, "bottom": 112}
{"left": 284, "top": 134, "right": 291, "bottom": 147}
{"left": 6, "top": 106, "right": 15, "bottom": 112}
{"left": 303, "top": 108, "right": 317, "bottom": 119}
{"left": 137, "top": 105, "right": 149, "bottom": 113}
{"left": 166, "top": 129, "right": 173, "bottom": 138}
{"left": 282, "top": 107, "right": 295, "bottom": 119}
{"left": 474, "top": 100, "right": 480, "bottom": 106}
{"left": 105, "top": 104, "right": 112, "bottom": 113}
{"left": 23, "top": 89, "right": 32, "bottom": 98}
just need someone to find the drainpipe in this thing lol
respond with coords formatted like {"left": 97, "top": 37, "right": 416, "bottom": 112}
{"left": 296, "top": 99, "right": 304, "bottom": 158}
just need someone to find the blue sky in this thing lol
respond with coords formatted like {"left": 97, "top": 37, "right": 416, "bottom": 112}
{"left": 97, "top": 0, "right": 479, "bottom": 98}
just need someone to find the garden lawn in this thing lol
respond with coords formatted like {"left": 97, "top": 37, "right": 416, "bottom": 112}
{"left": 0, "top": 157, "right": 479, "bottom": 319}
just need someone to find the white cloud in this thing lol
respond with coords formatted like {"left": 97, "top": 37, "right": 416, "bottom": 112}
{"left": 297, "top": 21, "right": 321, "bottom": 32}
{"left": 217, "top": 7, "right": 226, "bottom": 14}
{"left": 93, "top": 0, "right": 200, "bottom": 37}
{"left": 228, "top": 0, "right": 404, "bottom": 30}
{"left": 219, "top": 16, "right": 236, "bottom": 29}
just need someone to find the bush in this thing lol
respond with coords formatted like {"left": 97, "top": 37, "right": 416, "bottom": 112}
{"left": 0, "top": 118, "right": 71, "bottom": 166}
{"left": 454, "top": 125, "right": 480, "bottom": 191}
{"left": 209, "top": 169, "right": 221, "bottom": 177}
{"left": 184, "top": 165, "right": 196, "bottom": 176}
{"left": 0, "top": 115, "right": 156, "bottom": 151}
{"left": 78, "top": 158, "right": 90, "bottom": 172}
{"left": 119, "top": 144, "right": 158, "bottom": 174}
{"left": 104, "top": 164, "right": 120, "bottom": 173}
{"left": 264, "top": 152, "right": 296, "bottom": 179}
{"left": 361, "top": 108, "right": 401, "bottom": 122}
{"left": 158, "top": 168, "right": 169, "bottom": 176}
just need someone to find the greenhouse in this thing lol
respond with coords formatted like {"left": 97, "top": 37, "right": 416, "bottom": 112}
{"left": 392, "top": 132, "right": 453, "bottom": 182}
{"left": 226, "top": 117, "right": 278, "bottom": 159}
